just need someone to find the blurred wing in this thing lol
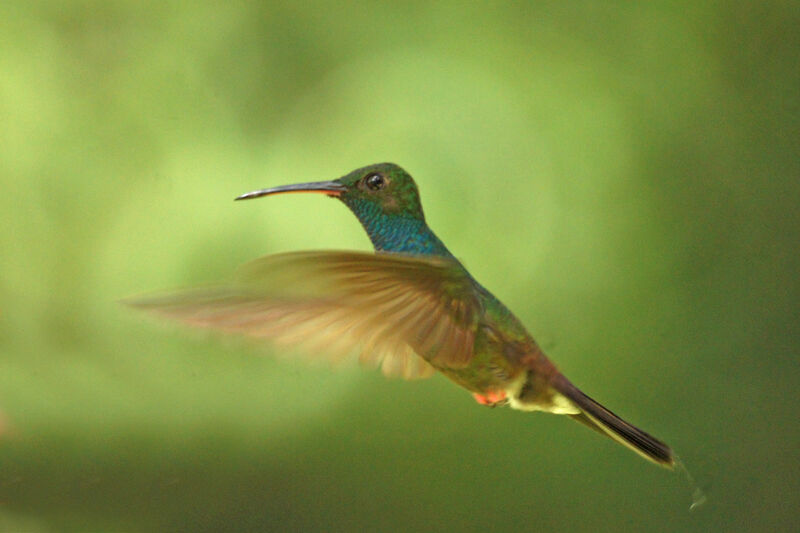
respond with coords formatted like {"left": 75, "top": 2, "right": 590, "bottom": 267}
{"left": 126, "top": 251, "right": 481, "bottom": 379}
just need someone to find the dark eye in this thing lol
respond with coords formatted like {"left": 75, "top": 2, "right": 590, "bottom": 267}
{"left": 365, "top": 173, "right": 385, "bottom": 191}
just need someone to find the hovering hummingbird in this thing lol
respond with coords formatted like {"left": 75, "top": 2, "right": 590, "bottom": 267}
{"left": 130, "top": 163, "right": 674, "bottom": 467}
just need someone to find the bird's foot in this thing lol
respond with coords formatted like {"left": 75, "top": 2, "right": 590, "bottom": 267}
{"left": 472, "top": 390, "right": 507, "bottom": 407}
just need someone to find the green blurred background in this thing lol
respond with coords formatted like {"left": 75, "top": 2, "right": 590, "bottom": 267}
{"left": 1, "top": 1, "right": 798, "bottom": 531}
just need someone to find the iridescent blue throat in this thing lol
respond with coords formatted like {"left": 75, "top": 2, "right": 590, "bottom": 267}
{"left": 342, "top": 197, "right": 454, "bottom": 258}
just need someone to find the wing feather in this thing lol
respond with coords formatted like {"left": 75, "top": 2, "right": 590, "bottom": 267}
{"left": 126, "top": 251, "right": 479, "bottom": 379}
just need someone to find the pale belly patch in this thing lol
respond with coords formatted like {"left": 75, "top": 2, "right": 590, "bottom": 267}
{"left": 504, "top": 373, "right": 580, "bottom": 414}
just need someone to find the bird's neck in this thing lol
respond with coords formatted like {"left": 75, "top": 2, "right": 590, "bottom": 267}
{"left": 344, "top": 200, "right": 454, "bottom": 257}
{"left": 369, "top": 216, "right": 454, "bottom": 257}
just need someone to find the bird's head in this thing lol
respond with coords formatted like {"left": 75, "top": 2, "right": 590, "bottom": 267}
{"left": 236, "top": 162, "right": 425, "bottom": 222}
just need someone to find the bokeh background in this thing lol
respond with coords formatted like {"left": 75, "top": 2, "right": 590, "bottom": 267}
{"left": 1, "top": 2, "right": 798, "bottom": 531}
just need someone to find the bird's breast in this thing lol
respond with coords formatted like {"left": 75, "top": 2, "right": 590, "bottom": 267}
{"left": 434, "top": 324, "right": 526, "bottom": 393}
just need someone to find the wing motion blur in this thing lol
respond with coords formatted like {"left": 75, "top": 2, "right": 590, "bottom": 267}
{"left": 126, "top": 251, "right": 480, "bottom": 379}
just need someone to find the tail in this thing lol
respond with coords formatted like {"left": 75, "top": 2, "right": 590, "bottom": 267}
{"left": 551, "top": 374, "right": 674, "bottom": 468}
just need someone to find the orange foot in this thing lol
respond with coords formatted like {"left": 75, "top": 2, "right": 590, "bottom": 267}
{"left": 472, "top": 390, "right": 507, "bottom": 406}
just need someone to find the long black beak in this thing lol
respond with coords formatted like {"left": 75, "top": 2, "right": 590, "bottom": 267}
{"left": 235, "top": 180, "right": 346, "bottom": 201}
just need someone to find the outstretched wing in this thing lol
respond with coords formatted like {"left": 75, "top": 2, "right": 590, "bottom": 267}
{"left": 126, "top": 251, "right": 481, "bottom": 379}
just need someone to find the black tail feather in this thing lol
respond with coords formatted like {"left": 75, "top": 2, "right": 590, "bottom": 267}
{"left": 553, "top": 375, "right": 674, "bottom": 467}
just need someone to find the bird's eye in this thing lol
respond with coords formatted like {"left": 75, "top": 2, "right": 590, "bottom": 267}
{"left": 365, "top": 173, "right": 385, "bottom": 191}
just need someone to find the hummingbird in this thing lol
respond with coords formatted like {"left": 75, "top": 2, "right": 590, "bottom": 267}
{"left": 130, "top": 163, "right": 674, "bottom": 467}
